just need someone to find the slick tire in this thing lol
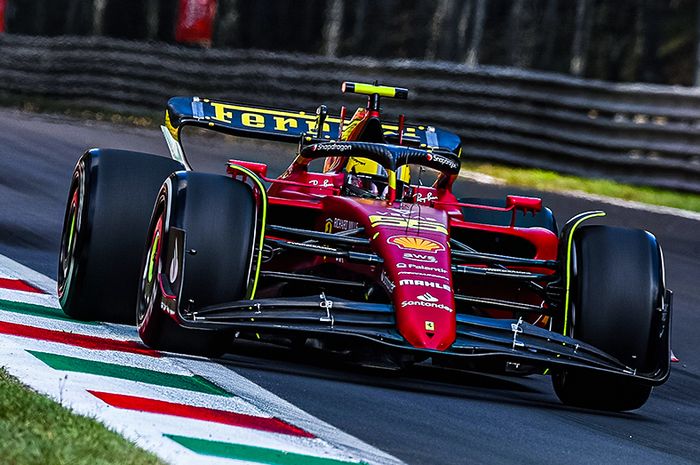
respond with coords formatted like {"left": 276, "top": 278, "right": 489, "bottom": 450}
{"left": 58, "top": 149, "right": 185, "bottom": 323}
{"left": 457, "top": 197, "right": 557, "bottom": 233}
{"left": 552, "top": 225, "right": 665, "bottom": 411}
{"left": 137, "top": 172, "right": 257, "bottom": 356}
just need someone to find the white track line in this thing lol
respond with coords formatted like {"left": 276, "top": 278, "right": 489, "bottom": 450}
{"left": 0, "top": 254, "right": 405, "bottom": 465}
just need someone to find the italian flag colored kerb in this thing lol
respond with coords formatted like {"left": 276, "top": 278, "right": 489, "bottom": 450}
{"left": 0, "top": 255, "right": 402, "bottom": 465}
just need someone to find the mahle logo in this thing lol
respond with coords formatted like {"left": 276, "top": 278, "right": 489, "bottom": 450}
{"left": 398, "top": 279, "right": 451, "bottom": 292}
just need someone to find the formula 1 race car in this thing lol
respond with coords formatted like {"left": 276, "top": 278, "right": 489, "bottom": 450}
{"left": 58, "top": 82, "right": 672, "bottom": 411}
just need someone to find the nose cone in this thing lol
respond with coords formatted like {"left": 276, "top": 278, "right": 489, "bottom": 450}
{"left": 394, "top": 283, "right": 456, "bottom": 350}
{"left": 361, "top": 203, "right": 457, "bottom": 351}
{"left": 375, "top": 233, "right": 456, "bottom": 351}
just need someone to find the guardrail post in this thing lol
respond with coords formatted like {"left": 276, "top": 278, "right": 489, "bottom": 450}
{"left": 92, "top": 0, "right": 107, "bottom": 35}
{"left": 570, "top": 0, "right": 591, "bottom": 76}
{"left": 465, "top": 0, "right": 486, "bottom": 66}
{"left": 323, "top": 0, "right": 344, "bottom": 57}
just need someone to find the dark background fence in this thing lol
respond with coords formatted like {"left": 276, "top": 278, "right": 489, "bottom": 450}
{"left": 4, "top": 0, "right": 700, "bottom": 87}
{"left": 2, "top": 34, "right": 700, "bottom": 193}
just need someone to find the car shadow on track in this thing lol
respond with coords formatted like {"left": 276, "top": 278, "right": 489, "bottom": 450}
{"left": 178, "top": 340, "right": 663, "bottom": 421}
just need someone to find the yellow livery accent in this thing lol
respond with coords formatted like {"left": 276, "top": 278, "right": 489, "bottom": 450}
{"left": 164, "top": 111, "right": 179, "bottom": 140}
{"left": 562, "top": 211, "right": 606, "bottom": 335}
{"left": 342, "top": 82, "right": 409, "bottom": 100}
{"left": 387, "top": 170, "right": 397, "bottom": 189}
{"left": 226, "top": 164, "right": 268, "bottom": 300}
{"left": 346, "top": 156, "right": 384, "bottom": 177}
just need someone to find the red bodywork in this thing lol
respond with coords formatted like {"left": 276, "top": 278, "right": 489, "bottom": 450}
{"left": 226, "top": 109, "right": 558, "bottom": 353}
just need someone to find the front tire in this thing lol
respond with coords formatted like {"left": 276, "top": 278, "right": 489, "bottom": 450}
{"left": 552, "top": 225, "right": 667, "bottom": 411}
{"left": 58, "top": 149, "right": 184, "bottom": 323}
{"left": 136, "top": 172, "right": 258, "bottom": 356}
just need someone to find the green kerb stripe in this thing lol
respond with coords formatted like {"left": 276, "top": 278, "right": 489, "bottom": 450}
{"left": 27, "top": 351, "right": 230, "bottom": 397}
{"left": 0, "top": 299, "right": 96, "bottom": 324}
{"left": 166, "top": 435, "right": 367, "bottom": 465}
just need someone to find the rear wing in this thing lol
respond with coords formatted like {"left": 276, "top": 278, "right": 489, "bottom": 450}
{"left": 164, "top": 96, "right": 462, "bottom": 154}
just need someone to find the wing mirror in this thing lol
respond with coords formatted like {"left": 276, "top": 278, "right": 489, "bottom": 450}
{"left": 506, "top": 195, "right": 542, "bottom": 214}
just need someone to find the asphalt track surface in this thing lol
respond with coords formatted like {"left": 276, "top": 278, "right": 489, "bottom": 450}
{"left": 0, "top": 110, "right": 698, "bottom": 465}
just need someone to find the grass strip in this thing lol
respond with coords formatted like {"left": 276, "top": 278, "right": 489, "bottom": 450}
{"left": 0, "top": 368, "right": 165, "bottom": 465}
{"left": 462, "top": 162, "right": 700, "bottom": 213}
{"left": 28, "top": 351, "right": 231, "bottom": 397}
{"left": 166, "top": 434, "right": 367, "bottom": 465}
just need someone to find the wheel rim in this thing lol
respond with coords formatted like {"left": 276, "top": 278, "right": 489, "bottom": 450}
{"left": 58, "top": 164, "right": 85, "bottom": 305}
{"left": 138, "top": 212, "right": 164, "bottom": 326}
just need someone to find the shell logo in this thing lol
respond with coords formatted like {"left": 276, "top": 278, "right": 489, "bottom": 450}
{"left": 388, "top": 236, "right": 444, "bottom": 253}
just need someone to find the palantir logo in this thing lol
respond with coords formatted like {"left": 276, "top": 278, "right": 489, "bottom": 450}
{"left": 417, "top": 292, "right": 439, "bottom": 303}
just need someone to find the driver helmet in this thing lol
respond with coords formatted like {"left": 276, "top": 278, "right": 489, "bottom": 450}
{"left": 345, "top": 157, "right": 410, "bottom": 195}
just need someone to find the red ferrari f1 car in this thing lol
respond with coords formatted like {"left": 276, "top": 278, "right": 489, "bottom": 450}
{"left": 58, "top": 82, "right": 671, "bottom": 411}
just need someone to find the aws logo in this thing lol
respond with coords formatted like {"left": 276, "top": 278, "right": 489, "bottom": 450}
{"left": 403, "top": 252, "right": 438, "bottom": 263}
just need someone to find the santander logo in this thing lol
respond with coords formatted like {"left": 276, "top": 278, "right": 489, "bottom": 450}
{"left": 400, "top": 298, "right": 453, "bottom": 312}
{"left": 417, "top": 292, "right": 439, "bottom": 303}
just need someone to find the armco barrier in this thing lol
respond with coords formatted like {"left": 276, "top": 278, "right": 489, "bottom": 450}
{"left": 2, "top": 34, "right": 700, "bottom": 192}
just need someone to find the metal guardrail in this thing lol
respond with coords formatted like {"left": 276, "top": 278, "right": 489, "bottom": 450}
{"left": 2, "top": 34, "right": 700, "bottom": 193}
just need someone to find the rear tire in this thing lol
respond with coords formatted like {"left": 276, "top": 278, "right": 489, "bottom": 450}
{"left": 58, "top": 149, "right": 184, "bottom": 323}
{"left": 552, "top": 225, "right": 665, "bottom": 411}
{"left": 458, "top": 197, "right": 557, "bottom": 233}
{"left": 136, "top": 172, "right": 258, "bottom": 356}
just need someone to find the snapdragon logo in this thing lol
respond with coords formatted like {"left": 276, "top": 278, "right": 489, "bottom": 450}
{"left": 426, "top": 153, "right": 459, "bottom": 170}
{"left": 317, "top": 143, "right": 352, "bottom": 152}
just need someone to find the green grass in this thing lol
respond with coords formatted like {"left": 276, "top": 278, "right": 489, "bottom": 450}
{"left": 0, "top": 368, "right": 165, "bottom": 465}
{"left": 462, "top": 162, "right": 700, "bottom": 213}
